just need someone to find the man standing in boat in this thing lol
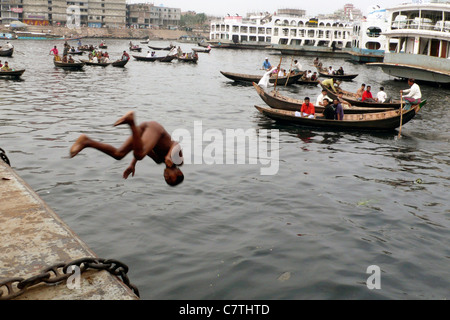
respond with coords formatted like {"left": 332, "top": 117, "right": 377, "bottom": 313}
{"left": 401, "top": 79, "right": 422, "bottom": 109}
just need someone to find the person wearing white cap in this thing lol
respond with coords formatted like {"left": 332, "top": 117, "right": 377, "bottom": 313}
{"left": 262, "top": 57, "right": 272, "bottom": 70}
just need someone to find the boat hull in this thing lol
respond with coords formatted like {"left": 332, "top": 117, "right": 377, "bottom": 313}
{"left": 255, "top": 102, "right": 425, "bottom": 131}
{"left": 221, "top": 71, "right": 303, "bottom": 86}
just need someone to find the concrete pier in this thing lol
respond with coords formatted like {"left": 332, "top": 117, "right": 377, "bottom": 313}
{"left": 0, "top": 161, "right": 139, "bottom": 300}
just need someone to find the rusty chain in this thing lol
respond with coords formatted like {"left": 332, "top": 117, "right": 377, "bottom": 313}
{"left": 0, "top": 148, "right": 10, "bottom": 166}
{"left": 0, "top": 257, "right": 139, "bottom": 300}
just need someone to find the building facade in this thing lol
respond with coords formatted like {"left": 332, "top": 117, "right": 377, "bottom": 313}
{"left": 4, "top": 0, "right": 126, "bottom": 27}
{"left": 127, "top": 3, "right": 181, "bottom": 28}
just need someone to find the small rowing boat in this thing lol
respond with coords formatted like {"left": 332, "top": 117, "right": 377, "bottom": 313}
{"left": 220, "top": 71, "right": 303, "bottom": 86}
{"left": 133, "top": 55, "right": 176, "bottom": 62}
{"left": 255, "top": 100, "right": 427, "bottom": 131}
{"left": 252, "top": 82, "right": 394, "bottom": 114}
{"left": 320, "top": 83, "right": 402, "bottom": 109}
{"left": 0, "top": 47, "right": 14, "bottom": 57}
{"left": 80, "top": 59, "right": 111, "bottom": 67}
{"left": 0, "top": 69, "right": 25, "bottom": 78}
{"left": 112, "top": 59, "right": 129, "bottom": 67}
{"left": 54, "top": 60, "right": 85, "bottom": 70}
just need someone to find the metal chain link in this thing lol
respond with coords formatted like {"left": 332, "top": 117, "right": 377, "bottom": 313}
{"left": 0, "top": 148, "right": 10, "bottom": 166}
{"left": 0, "top": 257, "right": 139, "bottom": 300}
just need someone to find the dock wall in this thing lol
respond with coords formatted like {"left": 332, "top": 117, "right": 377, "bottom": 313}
{"left": 0, "top": 160, "right": 139, "bottom": 300}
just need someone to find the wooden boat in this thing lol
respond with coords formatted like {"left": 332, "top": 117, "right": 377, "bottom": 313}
{"left": 78, "top": 45, "right": 96, "bottom": 52}
{"left": 320, "top": 83, "right": 402, "bottom": 109}
{"left": 132, "top": 55, "right": 176, "bottom": 62}
{"left": 99, "top": 44, "right": 107, "bottom": 49}
{"left": 252, "top": 82, "right": 395, "bottom": 114}
{"left": 54, "top": 60, "right": 85, "bottom": 70}
{"left": 68, "top": 50, "right": 83, "bottom": 55}
{"left": 130, "top": 46, "right": 142, "bottom": 52}
{"left": 220, "top": 71, "right": 303, "bottom": 86}
{"left": 0, "top": 47, "right": 14, "bottom": 57}
{"left": 0, "top": 69, "right": 25, "bottom": 78}
{"left": 192, "top": 48, "right": 211, "bottom": 53}
{"left": 177, "top": 55, "right": 198, "bottom": 63}
{"left": 112, "top": 59, "right": 129, "bottom": 67}
{"left": 317, "top": 70, "right": 358, "bottom": 80}
{"left": 297, "top": 78, "right": 320, "bottom": 85}
{"left": 80, "top": 59, "right": 111, "bottom": 67}
{"left": 148, "top": 45, "right": 175, "bottom": 51}
{"left": 254, "top": 100, "right": 427, "bottom": 131}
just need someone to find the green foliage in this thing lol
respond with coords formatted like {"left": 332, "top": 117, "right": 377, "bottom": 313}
{"left": 180, "top": 13, "right": 208, "bottom": 27}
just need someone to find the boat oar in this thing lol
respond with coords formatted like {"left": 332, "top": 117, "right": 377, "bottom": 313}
{"left": 285, "top": 56, "right": 294, "bottom": 87}
{"left": 398, "top": 93, "right": 404, "bottom": 139}
{"left": 274, "top": 56, "right": 283, "bottom": 92}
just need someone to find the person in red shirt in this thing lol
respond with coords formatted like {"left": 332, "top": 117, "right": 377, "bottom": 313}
{"left": 361, "top": 85, "right": 376, "bottom": 102}
{"left": 300, "top": 97, "right": 315, "bottom": 118}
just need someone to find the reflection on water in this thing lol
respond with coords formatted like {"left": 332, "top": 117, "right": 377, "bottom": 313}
{"left": 0, "top": 39, "right": 449, "bottom": 300}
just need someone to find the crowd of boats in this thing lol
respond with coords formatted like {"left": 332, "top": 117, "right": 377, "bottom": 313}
{"left": 219, "top": 54, "right": 426, "bottom": 132}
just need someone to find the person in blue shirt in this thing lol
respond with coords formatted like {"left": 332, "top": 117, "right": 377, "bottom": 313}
{"left": 262, "top": 57, "right": 272, "bottom": 70}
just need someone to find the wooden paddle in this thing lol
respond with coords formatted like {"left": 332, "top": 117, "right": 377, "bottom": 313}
{"left": 274, "top": 56, "right": 283, "bottom": 91}
{"left": 285, "top": 56, "right": 294, "bottom": 87}
{"left": 398, "top": 93, "right": 404, "bottom": 139}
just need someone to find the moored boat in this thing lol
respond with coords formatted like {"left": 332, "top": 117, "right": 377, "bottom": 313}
{"left": 254, "top": 100, "right": 426, "bottom": 131}
{"left": 252, "top": 82, "right": 394, "bottom": 114}
{"left": 220, "top": 71, "right": 303, "bottom": 86}
{"left": 367, "top": 2, "right": 450, "bottom": 84}
{"left": 192, "top": 48, "right": 211, "bottom": 53}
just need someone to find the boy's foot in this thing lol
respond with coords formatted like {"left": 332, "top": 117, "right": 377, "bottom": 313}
{"left": 70, "top": 134, "right": 89, "bottom": 158}
{"left": 114, "top": 111, "right": 135, "bottom": 127}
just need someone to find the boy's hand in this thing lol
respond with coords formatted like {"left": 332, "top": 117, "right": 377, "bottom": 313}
{"left": 123, "top": 166, "right": 135, "bottom": 179}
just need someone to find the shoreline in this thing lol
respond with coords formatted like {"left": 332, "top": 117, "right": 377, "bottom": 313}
{"left": 0, "top": 25, "right": 209, "bottom": 41}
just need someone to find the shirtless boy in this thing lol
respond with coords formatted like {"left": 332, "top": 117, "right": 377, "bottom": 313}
{"left": 70, "top": 111, "right": 184, "bottom": 186}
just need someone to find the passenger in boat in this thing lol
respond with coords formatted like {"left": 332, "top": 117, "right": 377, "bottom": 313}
{"left": 151, "top": 51, "right": 156, "bottom": 57}
{"left": 0, "top": 60, "right": 2, "bottom": 68}
{"left": 331, "top": 98, "right": 344, "bottom": 120}
{"left": 5, "top": 42, "right": 13, "bottom": 49}
{"left": 336, "top": 67, "right": 344, "bottom": 75}
{"left": 292, "top": 60, "right": 302, "bottom": 73}
{"left": 316, "top": 89, "right": 332, "bottom": 106}
{"left": 337, "top": 91, "right": 352, "bottom": 108}
{"left": 301, "top": 97, "right": 316, "bottom": 119}
{"left": 146, "top": 51, "right": 152, "bottom": 58}
{"left": 362, "top": 85, "right": 376, "bottom": 102}
{"left": 122, "top": 51, "right": 130, "bottom": 61}
{"left": 68, "top": 55, "right": 75, "bottom": 63}
{"left": 322, "top": 99, "right": 336, "bottom": 120}
{"left": 70, "top": 111, "right": 184, "bottom": 187}
{"left": 258, "top": 67, "right": 274, "bottom": 89}
{"left": 306, "top": 70, "right": 312, "bottom": 79}
{"left": 62, "top": 55, "right": 68, "bottom": 63}
{"left": 311, "top": 72, "right": 318, "bottom": 81}
{"left": 321, "top": 78, "right": 340, "bottom": 93}
{"left": 313, "top": 57, "right": 319, "bottom": 66}
{"left": 1, "top": 61, "right": 11, "bottom": 71}
{"left": 356, "top": 83, "right": 366, "bottom": 101}
{"left": 262, "top": 57, "right": 272, "bottom": 71}
{"left": 92, "top": 55, "right": 98, "bottom": 63}
{"left": 376, "top": 87, "right": 388, "bottom": 103}
{"left": 401, "top": 79, "right": 422, "bottom": 108}
{"left": 328, "top": 66, "right": 335, "bottom": 75}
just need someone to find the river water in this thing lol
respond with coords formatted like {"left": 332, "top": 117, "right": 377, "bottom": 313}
{"left": 1, "top": 39, "right": 449, "bottom": 300}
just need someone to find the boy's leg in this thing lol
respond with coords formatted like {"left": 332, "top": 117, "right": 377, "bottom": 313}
{"left": 70, "top": 134, "right": 133, "bottom": 160}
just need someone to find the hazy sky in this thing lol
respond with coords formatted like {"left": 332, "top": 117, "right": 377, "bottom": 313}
{"left": 127, "top": 0, "right": 410, "bottom": 16}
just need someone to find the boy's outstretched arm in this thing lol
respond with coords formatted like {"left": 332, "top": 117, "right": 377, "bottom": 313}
{"left": 123, "top": 157, "right": 138, "bottom": 179}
